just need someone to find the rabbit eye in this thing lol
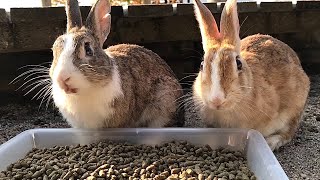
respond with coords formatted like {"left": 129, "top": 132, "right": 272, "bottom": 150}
{"left": 200, "top": 61, "right": 204, "bottom": 71}
{"left": 236, "top": 56, "right": 242, "bottom": 71}
{"left": 84, "top": 42, "right": 93, "bottom": 56}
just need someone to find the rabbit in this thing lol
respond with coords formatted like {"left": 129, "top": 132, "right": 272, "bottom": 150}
{"left": 50, "top": 0, "right": 183, "bottom": 129}
{"left": 192, "top": 0, "right": 310, "bottom": 151}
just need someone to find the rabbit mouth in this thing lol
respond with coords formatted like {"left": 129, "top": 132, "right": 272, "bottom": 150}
{"left": 57, "top": 79, "right": 78, "bottom": 94}
{"left": 61, "top": 83, "right": 78, "bottom": 94}
{"left": 65, "top": 87, "right": 78, "bottom": 94}
{"left": 206, "top": 101, "right": 226, "bottom": 110}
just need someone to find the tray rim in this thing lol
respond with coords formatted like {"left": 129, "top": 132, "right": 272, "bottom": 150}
{"left": 0, "top": 128, "right": 288, "bottom": 180}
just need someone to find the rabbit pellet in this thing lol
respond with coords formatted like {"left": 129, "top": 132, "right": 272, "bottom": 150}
{"left": 0, "top": 141, "right": 256, "bottom": 180}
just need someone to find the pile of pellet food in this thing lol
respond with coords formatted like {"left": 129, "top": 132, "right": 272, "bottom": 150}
{"left": 0, "top": 140, "right": 256, "bottom": 180}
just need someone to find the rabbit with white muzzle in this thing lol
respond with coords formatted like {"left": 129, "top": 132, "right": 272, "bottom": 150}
{"left": 192, "top": 0, "right": 310, "bottom": 151}
{"left": 50, "top": 0, "right": 183, "bottom": 128}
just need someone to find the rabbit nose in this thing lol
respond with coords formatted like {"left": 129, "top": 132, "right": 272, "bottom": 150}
{"left": 209, "top": 97, "right": 224, "bottom": 109}
{"left": 57, "top": 76, "right": 77, "bottom": 94}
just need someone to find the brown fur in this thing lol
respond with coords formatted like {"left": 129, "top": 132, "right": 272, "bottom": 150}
{"left": 193, "top": 0, "right": 310, "bottom": 151}
{"left": 103, "top": 44, "right": 183, "bottom": 127}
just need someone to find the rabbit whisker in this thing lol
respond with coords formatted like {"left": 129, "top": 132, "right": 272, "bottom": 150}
{"left": 33, "top": 84, "right": 51, "bottom": 100}
{"left": 176, "top": 95, "right": 193, "bottom": 112}
{"left": 179, "top": 74, "right": 198, "bottom": 82}
{"left": 174, "top": 93, "right": 192, "bottom": 104}
{"left": 10, "top": 69, "right": 49, "bottom": 85}
{"left": 182, "top": 72, "right": 198, "bottom": 75}
{"left": 239, "top": 16, "right": 249, "bottom": 31}
{"left": 40, "top": 87, "right": 52, "bottom": 110}
{"left": 18, "top": 64, "right": 50, "bottom": 70}
{"left": 241, "top": 24, "right": 255, "bottom": 38}
{"left": 24, "top": 80, "right": 51, "bottom": 96}
{"left": 180, "top": 82, "right": 195, "bottom": 86}
{"left": 21, "top": 79, "right": 51, "bottom": 91}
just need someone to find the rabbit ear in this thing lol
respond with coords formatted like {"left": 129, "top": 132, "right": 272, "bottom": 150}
{"left": 65, "top": 0, "right": 83, "bottom": 32}
{"left": 220, "top": 0, "right": 240, "bottom": 52}
{"left": 85, "top": 0, "right": 111, "bottom": 47}
{"left": 193, "top": 0, "right": 221, "bottom": 52}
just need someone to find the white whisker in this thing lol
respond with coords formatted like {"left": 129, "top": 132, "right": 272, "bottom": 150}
{"left": 10, "top": 69, "right": 49, "bottom": 85}
{"left": 178, "top": 74, "right": 198, "bottom": 82}
{"left": 32, "top": 85, "right": 51, "bottom": 100}
{"left": 39, "top": 87, "right": 52, "bottom": 110}
{"left": 21, "top": 79, "right": 51, "bottom": 91}
{"left": 23, "top": 80, "right": 51, "bottom": 96}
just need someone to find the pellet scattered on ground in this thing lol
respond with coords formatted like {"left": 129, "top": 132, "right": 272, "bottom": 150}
{"left": 0, "top": 140, "right": 256, "bottom": 180}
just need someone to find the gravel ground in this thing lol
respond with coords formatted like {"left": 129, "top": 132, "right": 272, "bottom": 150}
{"left": 0, "top": 75, "right": 319, "bottom": 179}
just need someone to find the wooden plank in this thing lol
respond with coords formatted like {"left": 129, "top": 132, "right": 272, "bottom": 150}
{"left": 176, "top": 4, "right": 194, "bottom": 15}
{"left": 298, "top": 48, "right": 320, "bottom": 64}
{"left": 203, "top": 3, "right": 218, "bottom": 13}
{"left": 110, "top": 6, "right": 124, "bottom": 17}
{"left": 1, "top": 5, "right": 320, "bottom": 53}
{"left": 268, "top": 12, "right": 297, "bottom": 33}
{"left": 10, "top": 7, "right": 66, "bottom": 22}
{"left": 0, "top": 8, "right": 8, "bottom": 23}
{"left": 10, "top": 7, "right": 66, "bottom": 51}
{"left": 239, "top": 13, "right": 268, "bottom": 37}
{"left": 238, "top": 2, "right": 258, "bottom": 12}
{"left": 127, "top": 5, "right": 173, "bottom": 17}
{"left": 115, "top": 16, "right": 200, "bottom": 43}
{"left": 157, "top": 15, "right": 200, "bottom": 42}
{"left": 9, "top": 6, "right": 123, "bottom": 52}
{"left": 10, "top": 6, "right": 123, "bottom": 22}
{"left": 298, "top": 11, "right": 320, "bottom": 31}
{"left": 296, "top": 1, "right": 320, "bottom": 11}
{"left": 260, "top": 2, "right": 293, "bottom": 12}
{"left": 220, "top": 2, "right": 258, "bottom": 12}
{"left": 0, "top": 9, "right": 13, "bottom": 51}
{"left": 12, "top": 22, "right": 64, "bottom": 51}
{"left": 177, "top": 3, "right": 218, "bottom": 15}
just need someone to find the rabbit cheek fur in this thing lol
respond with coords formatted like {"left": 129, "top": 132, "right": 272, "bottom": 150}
{"left": 193, "top": 0, "right": 310, "bottom": 151}
{"left": 50, "top": 32, "right": 123, "bottom": 129}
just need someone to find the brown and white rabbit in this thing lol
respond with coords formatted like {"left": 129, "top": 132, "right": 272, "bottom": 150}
{"left": 192, "top": 0, "right": 310, "bottom": 151}
{"left": 50, "top": 0, "right": 183, "bottom": 129}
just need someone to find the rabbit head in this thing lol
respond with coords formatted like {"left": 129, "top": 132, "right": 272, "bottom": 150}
{"left": 193, "top": 0, "right": 252, "bottom": 110}
{"left": 50, "top": 0, "right": 112, "bottom": 95}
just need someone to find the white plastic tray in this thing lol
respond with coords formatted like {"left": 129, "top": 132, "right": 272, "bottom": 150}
{"left": 0, "top": 128, "right": 288, "bottom": 180}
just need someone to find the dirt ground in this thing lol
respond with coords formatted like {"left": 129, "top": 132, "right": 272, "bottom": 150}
{"left": 0, "top": 75, "right": 319, "bottom": 179}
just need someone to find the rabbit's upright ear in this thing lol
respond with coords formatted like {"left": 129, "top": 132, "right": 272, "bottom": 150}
{"left": 193, "top": 0, "right": 220, "bottom": 52}
{"left": 220, "top": 0, "right": 240, "bottom": 52}
{"left": 85, "top": 0, "right": 111, "bottom": 47}
{"left": 65, "top": 0, "right": 83, "bottom": 32}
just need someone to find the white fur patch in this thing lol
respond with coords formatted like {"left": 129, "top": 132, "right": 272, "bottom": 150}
{"left": 209, "top": 49, "right": 225, "bottom": 100}
{"left": 51, "top": 35, "right": 123, "bottom": 129}
{"left": 52, "top": 35, "right": 76, "bottom": 82}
